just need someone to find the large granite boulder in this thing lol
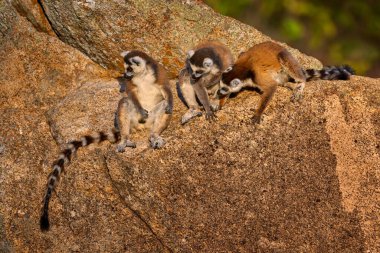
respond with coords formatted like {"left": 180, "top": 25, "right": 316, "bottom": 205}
{"left": 39, "top": 0, "right": 321, "bottom": 76}
{"left": 0, "top": 0, "right": 379, "bottom": 252}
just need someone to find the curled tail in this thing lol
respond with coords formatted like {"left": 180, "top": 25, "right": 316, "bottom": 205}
{"left": 40, "top": 129, "right": 120, "bottom": 231}
{"left": 305, "top": 65, "right": 354, "bottom": 81}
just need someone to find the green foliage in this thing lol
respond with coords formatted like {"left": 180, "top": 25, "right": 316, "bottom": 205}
{"left": 281, "top": 17, "right": 304, "bottom": 41}
{"left": 206, "top": 0, "right": 252, "bottom": 17}
{"left": 205, "top": 0, "right": 380, "bottom": 76}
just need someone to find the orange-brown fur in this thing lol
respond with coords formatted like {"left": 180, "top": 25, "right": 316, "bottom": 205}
{"left": 221, "top": 41, "right": 306, "bottom": 123}
{"left": 193, "top": 40, "right": 234, "bottom": 72}
{"left": 221, "top": 41, "right": 354, "bottom": 123}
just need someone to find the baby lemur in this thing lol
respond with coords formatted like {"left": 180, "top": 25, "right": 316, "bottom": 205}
{"left": 40, "top": 50, "right": 173, "bottom": 231}
{"left": 177, "top": 40, "right": 234, "bottom": 124}
{"left": 219, "top": 41, "right": 354, "bottom": 123}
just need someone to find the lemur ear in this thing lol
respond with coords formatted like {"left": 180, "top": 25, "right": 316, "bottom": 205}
{"left": 187, "top": 50, "right": 195, "bottom": 59}
{"left": 224, "top": 66, "right": 233, "bottom": 73}
{"left": 203, "top": 58, "right": 213, "bottom": 68}
{"left": 120, "top": 51, "right": 130, "bottom": 58}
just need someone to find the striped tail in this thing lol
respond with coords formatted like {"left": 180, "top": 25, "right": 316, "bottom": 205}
{"left": 305, "top": 65, "right": 355, "bottom": 81}
{"left": 40, "top": 129, "right": 120, "bottom": 231}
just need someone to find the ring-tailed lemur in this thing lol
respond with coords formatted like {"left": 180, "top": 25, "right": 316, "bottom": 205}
{"left": 177, "top": 40, "right": 234, "bottom": 124}
{"left": 218, "top": 41, "right": 354, "bottom": 123}
{"left": 40, "top": 50, "right": 173, "bottom": 231}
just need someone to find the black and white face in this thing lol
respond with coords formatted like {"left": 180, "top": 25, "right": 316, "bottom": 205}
{"left": 219, "top": 66, "right": 243, "bottom": 95}
{"left": 219, "top": 78, "right": 243, "bottom": 95}
{"left": 121, "top": 51, "right": 147, "bottom": 78}
{"left": 187, "top": 50, "right": 214, "bottom": 81}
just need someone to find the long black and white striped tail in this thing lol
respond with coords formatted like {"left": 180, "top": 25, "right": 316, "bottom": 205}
{"left": 305, "top": 65, "right": 355, "bottom": 81}
{"left": 40, "top": 129, "right": 120, "bottom": 231}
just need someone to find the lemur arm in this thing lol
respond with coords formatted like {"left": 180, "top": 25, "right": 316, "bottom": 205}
{"left": 192, "top": 80, "right": 216, "bottom": 121}
{"left": 204, "top": 72, "right": 222, "bottom": 89}
{"left": 125, "top": 82, "right": 148, "bottom": 120}
{"left": 160, "top": 82, "right": 173, "bottom": 114}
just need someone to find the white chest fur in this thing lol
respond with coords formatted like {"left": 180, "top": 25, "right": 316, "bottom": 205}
{"left": 271, "top": 71, "right": 288, "bottom": 85}
{"left": 244, "top": 78, "right": 260, "bottom": 89}
{"left": 133, "top": 72, "right": 163, "bottom": 111}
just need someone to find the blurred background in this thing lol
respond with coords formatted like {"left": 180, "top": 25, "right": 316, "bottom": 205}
{"left": 205, "top": 0, "right": 380, "bottom": 77}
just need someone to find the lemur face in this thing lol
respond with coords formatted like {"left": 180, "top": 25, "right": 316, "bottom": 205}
{"left": 187, "top": 50, "right": 214, "bottom": 81}
{"left": 121, "top": 51, "right": 147, "bottom": 78}
{"left": 219, "top": 66, "right": 243, "bottom": 95}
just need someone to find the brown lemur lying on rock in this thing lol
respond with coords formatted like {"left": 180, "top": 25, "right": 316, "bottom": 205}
{"left": 177, "top": 40, "right": 234, "bottom": 124}
{"left": 40, "top": 50, "right": 173, "bottom": 231}
{"left": 218, "top": 41, "right": 354, "bottom": 123}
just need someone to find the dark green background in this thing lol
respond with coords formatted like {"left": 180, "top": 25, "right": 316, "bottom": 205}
{"left": 206, "top": 0, "right": 380, "bottom": 77}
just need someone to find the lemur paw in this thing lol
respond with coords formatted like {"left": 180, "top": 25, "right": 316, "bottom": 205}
{"left": 181, "top": 109, "right": 202, "bottom": 125}
{"left": 116, "top": 140, "right": 136, "bottom": 152}
{"left": 165, "top": 105, "right": 173, "bottom": 114}
{"left": 291, "top": 92, "right": 303, "bottom": 102}
{"left": 210, "top": 103, "right": 220, "bottom": 112}
{"left": 205, "top": 111, "right": 217, "bottom": 121}
{"left": 150, "top": 136, "right": 166, "bottom": 149}
{"left": 138, "top": 109, "right": 149, "bottom": 123}
{"left": 251, "top": 115, "right": 261, "bottom": 124}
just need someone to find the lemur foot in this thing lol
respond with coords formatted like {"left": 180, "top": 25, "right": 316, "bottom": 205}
{"left": 291, "top": 91, "right": 303, "bottom": 102}
{"left": 291, "top": 83, "right": 305, "bottom": 102}
{"left": 116, "top": 139, "right": 136, "bottom": 153}
{"left": 181, "top": 109, "right": 202, "bottom": 125}
{"left": 149, "top": 136, "right": 166, "bottom": 149}
{"left": 205, "top": 111, "right": 217, "bottom": 121}
{"left": 251, "top": 115, "right": 261, "bottom": 124}
{"left": 210, "top": 103, "right": 220, "bottom": 112}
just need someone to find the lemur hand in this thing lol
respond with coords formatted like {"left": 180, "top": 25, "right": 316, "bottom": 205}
{"left": 165, "top": 104, "right": 173, "bottom": 114}
{"left": 205, "top": 111, "right": 217, "bottom": 121}
{"left": 138, "top": 109, "right": 149, "bottom": 123}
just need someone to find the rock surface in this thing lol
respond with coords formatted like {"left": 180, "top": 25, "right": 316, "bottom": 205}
{"left": 39, "top": 0, "right": 321, "bottom": 76}
{"left": 1, "top": 0, "right": 380, "bottom": 252}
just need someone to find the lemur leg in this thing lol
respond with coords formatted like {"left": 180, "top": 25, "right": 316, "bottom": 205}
{"left": 116, "top": 97, "right": 137, "bottom": 152}
{"left": 280, "top": 81, "right": 297, "bottom": 91}
{"left": 180, "top": 79, "right": 199, "bottom": 110}
{"left": 208, "top": 86, "right": 221, "bottom": 112}
{"left": 204, "top": 73, "right": 223, "bottom": 112}
{"left": 252, "top": 84, "right": 277, "bottom": 124}
{"left": 278, "top": 50, "right": 306, "bottom": 102}
{"left": 149, "top": 100, "right": 172, "bottom": 149}
{"left": 192, "top": 80, "right": 216, "bottom": 121}
{"left": 179, "top": 72, "right": 202, "bottom": 124}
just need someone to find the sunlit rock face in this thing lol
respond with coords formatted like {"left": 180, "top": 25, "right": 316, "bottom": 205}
{"left": 39, "top": 0, "right": 321, "bottom": 76}
{"left": 1, "top": 1, "right": 379, "bottom": 252}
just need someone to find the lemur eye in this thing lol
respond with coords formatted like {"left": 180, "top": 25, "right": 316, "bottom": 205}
{"left": 231, "top": 79, "right": 241, "bottom": 87}
{"left": 131, "top": 59, "right": 140, "bottom": 66}
{"left": 195, "top": 70, "right": 204, "bottom": 75}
